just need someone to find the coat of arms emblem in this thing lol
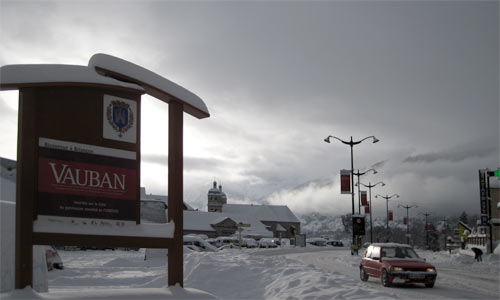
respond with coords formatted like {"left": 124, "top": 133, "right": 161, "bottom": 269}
{"left": 106, "top": 100, "right": 134, "bottom": 138}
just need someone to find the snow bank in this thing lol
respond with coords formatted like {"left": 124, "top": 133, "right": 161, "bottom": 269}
{"left": 1, "top": 286, "right": 219, "bottom": 299}
{"left": 1, "top": 200, "right": 15, "bottom": 292}
{"left": 1, "top": 201, "right": 49, "bottom": 293}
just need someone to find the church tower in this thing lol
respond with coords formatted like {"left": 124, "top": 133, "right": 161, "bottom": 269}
{"left": 207, "top": 181, "right": 226, "bottom": 212}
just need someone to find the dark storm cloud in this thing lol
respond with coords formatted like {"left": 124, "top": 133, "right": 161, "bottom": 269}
{"left": 403, "top": 141, "right": 499, "bottom": 164}
{"left": 370, "top": 160, "right": 387, "bottom": 170}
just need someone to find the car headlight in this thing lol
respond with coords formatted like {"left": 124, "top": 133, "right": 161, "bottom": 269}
{"left": 393, "top": 267, "right": 403, "bottom": 272}
{"left": 426, "top": 268, "right": 436, "bottom": 272}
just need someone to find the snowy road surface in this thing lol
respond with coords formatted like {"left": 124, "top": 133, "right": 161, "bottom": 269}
{"left": 284, "top": 248, "right": 499, "bottom": 299}
{"left": 34, "top": 247, "right": 500, "bottom": 299}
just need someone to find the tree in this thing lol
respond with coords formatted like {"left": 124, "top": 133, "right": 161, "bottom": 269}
{"left": 341, "top": 214, "right": 352, "bottom": 233}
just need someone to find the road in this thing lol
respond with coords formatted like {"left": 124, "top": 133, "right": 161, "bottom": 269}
{"left": 284, "top": 247, "right": 499, "bottom": 300}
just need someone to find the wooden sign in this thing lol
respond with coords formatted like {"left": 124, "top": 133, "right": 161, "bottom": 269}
{"left": 1, "top": 54, "right": 210, "bottom": 289}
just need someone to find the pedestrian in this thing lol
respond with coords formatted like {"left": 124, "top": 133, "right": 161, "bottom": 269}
{"left": 472, "top": 248, "right": 483, "bottom": 262}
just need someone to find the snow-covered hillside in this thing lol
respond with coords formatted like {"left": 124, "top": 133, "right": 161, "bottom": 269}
{"left": 299, "top": 213, "right": 346, "bottom": 238}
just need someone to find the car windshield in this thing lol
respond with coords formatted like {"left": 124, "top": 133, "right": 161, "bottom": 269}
{"left": 381, "top": 247, "right": 419, "bottom": 258}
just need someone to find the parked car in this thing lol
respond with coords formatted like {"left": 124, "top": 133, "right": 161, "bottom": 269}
{"left": 206, "top": 238, "right": 217, "bottom": 247}
{"left": 183, "top": 235, "right": 218, "bottom": 252}
{"left": 359, "top": 243, "right": 437, "bottom": 288}
{"left": 242, "top": 238, "right": 258, "bottom": 248}
{"left": 258, "top": 238, "right": 278, "bottom": 248}
{"left": 306, "top": 237, "right": 327, "bottom": 247}
{"left": 215, "top": 236, "right": 238, "bottom": 248}
{"left": 326, "top": 240, "right": 344, "bottom": 247}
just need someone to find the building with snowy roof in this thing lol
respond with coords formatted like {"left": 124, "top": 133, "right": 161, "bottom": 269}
{"left": 180, "top": 181, "right": 301, "bottom": 239}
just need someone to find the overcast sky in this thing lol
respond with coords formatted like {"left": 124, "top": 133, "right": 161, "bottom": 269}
{"left": 1, "top": 1, "right": 498, "bottom": 220}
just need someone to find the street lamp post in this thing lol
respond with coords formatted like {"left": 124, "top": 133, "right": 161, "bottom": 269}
{"left": 324, "top": 135, "right": 379, "bottom": 253}
{"left": 353, "top": 169, "right": 377, "bottom": 214}
{"left": 398, "top": 204, "right": 417, "bottom": 245}
{"left": 375, "top": 194, "right": 400, "bottom": 241}
{"left": 422, "top": 212, "right": 431, "bottom": 249}
{"left": 357, "top": 181, "right": 385, "bottom": 243}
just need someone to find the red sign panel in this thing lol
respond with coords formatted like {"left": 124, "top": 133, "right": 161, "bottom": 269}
{"left": 364, "top": 205, "right": 370, "bottom": 214}
{"left": 37, "top": 139, "right": 137, "bottom": 221}
{"left": 340, "top": 169, "right": 351, "bottom": 194}
{"left": 388, "top": 210, "right": 393, "bottom": 221}
{"left": 39, "top": 157, "right": 136, "bottom": 200}
{"left": 361, "top": 191, "right": 367, "bottom": 206}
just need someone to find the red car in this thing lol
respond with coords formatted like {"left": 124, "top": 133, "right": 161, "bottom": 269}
{"left": 360, "top": 243, "right": 437, "bottom": 288}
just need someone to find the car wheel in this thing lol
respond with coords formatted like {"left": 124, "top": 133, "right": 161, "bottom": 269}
{"left": 381, "top": 269, "right": 391, "bottom": 287}
{"left": 425, "top": 281, "right": 435, "bottom": 288}
{"left": 360, "top": 267, "right": 369, "bottom": 281}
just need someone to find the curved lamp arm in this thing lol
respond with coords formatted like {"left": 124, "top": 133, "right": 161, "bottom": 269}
{"left": 359, "top": 136, "right": 379, "bottom": 144}
{"left": 324, "top": 135, "right": 379, "bottom": 146}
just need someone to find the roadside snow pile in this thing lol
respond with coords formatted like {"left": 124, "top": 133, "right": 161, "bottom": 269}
{"left": 184, "top": 249, "right": 395, "bottom": 299}
{"left": 1, "top": 200, "right": 49, "bottom": 293}
{"left": 2, "top": 285, "right": 218, "bottom": 299}
{"left": 419, "top": 250, "right": 500, "bottom": 282}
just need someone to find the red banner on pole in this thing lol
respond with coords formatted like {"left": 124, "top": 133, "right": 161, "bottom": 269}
{"left": 403, "top": 217, "right": 407, "bottom": 225}
{"left": 388, "top": 210, "right": 393, "bottom": 221}
{"left": 361, "top": 191, "right": 367, "bottom": 206}
{"left": 340, "top": 169, "right": 351, "bottom": 194}
{"left": 364, "top": 205, "right": 370, "bottom": 214}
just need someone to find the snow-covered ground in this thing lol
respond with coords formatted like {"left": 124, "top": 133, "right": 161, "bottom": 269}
{"left": 2, "top": 246, "right": 498, "bottom": 299}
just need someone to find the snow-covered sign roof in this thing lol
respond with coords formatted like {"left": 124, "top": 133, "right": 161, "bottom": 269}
{"left": 89, "top": 54, "right": 209, "bottom": 119}
{"left": 1, "top": 54, "right": 210, "bottom": 119}
{"left": 222, "top": 204, "right": 300, "bottom": 223}
{"left": 33, "top": 218, "right": 174, "bottom": 238}
{"left": 0, "top": 64, "right": 144, "bottom": 93}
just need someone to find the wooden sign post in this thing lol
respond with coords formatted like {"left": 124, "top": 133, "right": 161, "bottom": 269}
{"left": 1, "top": 54, "right": 210, "bottom": 289}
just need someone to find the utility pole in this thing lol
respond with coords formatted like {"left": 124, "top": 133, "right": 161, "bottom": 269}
{"left": 398, "top": 204, "right": 417, "bottom": 245}
{"left": 442, "top": 217, "right": 447, "bottom": 252}
{"left": 422, "top": 212, "right": 431, "bottom": 249}
{"left": 486, "top": 169, "right": 495, "bottom": 254}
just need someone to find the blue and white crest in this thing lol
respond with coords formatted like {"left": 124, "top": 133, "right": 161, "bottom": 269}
{"left": 106, "top": 100, "right": 134, "bottom": 138}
